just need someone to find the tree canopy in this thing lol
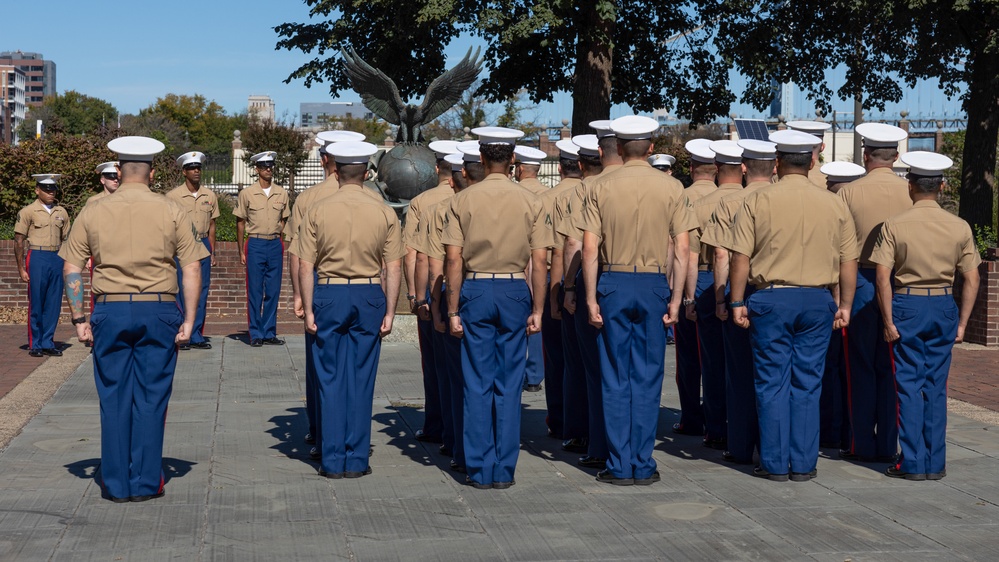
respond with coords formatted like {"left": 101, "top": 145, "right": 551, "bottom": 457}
{"left": 17, "top": 90, "right": 118, "bottom": 138}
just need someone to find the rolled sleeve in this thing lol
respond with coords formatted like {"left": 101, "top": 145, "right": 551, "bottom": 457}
{"left": 726, "top": 200, "right": 756, "bottom": 256}
{"left": 958, "top": 224, "right": 983, "bottom": 273}
{"left": 440, "top": 199, "right": 464, "bottom": 248}
{"left": 867, "top": 223, "right": 896, "bottom": 269}
{"left": 58, "top": 211, "right": 91, "bottom": 269}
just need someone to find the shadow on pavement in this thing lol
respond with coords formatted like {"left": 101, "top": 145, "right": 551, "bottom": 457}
{"left": 267, "top": 407, "right": 316, "bottom": 467}
{"left": 65, "top": 457, "right": 196, "bottom": 483}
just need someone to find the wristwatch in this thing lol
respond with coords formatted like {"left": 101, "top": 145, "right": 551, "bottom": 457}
{"left": 406, "top": 294, "right": 417, "bottom": 301}
{"left": 71, "top": 316, "right": 87, "bottom": 325}
{"left": 447, "top": 311, "right": 460, "bottom": 318}
{"left": 682, "top": 298, "right": 696, "bottom": 306}
{"left": 564, "top": 285, "right": 576, "bottom": 292}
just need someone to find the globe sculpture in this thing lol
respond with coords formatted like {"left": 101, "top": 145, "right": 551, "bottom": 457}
{"left": 341, "top": 47, "right": 483, "bottom": 203}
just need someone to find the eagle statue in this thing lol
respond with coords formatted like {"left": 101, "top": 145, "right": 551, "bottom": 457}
{"left": 341, "top": 46, "right": 483, "bottom": 143}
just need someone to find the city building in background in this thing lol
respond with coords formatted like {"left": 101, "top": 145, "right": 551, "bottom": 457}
{"left": 299, "top": 101, "right": 372, "bottom": 129}
{"left": 0, "top": 51, "right": 55, "bottom": 106}
{"left": 1, "top": 65, "right": 26, "bottom": 145}
{"left": 248, "top": 94, "right": 275, "bottom": 123}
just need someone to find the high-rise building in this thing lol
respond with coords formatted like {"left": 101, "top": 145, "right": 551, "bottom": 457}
{"left": 0, "top": 51, "right": 55, "bottom": 106}
{"left": 0, "top": 65, "right": 27, "bottom": 145}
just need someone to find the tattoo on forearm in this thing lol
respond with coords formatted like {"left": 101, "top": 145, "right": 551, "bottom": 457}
{"left": 65, "top": 272, "right": 85, "bottom": 317}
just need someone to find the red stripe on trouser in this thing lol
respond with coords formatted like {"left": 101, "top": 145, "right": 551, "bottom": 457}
{"left": 888, "top": 340, "right": 901, "bottom": 468}
{"left": 842, "top": 327, "right": 855, "bottom": 453}
{"left": 244, "top": 239, "right": 250, "bottom": 331}
{"left": 25, "top": 250, "right": 32, "bottom": 349}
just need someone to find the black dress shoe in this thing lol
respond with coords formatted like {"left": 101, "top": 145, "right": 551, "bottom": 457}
{"left": 178, "top": 343, "right": 191, "bottom": 351}
{"left": 304, "top": 433, "right": 316, "bottom": 445}
{"left": 318, "top": 469, "right": 344, "bottom": 479}
{"left": 562, "top": 438, "right": 588, "bottom": 453}
{"left": 752, "top": 466, "right": 789, "bottom": 482}
{"left": 40, "top": 348, "right": 62, "bottom": 357}
{"left": 578, "top": 456, "right": 607, "bottom": 468}
{"left": 439, "top": 445, "right": 452, "bottom": 457}
{"left": 101, "top": 490, "right": 130, "bottom": 503}
{"left": 722, "top": 451, "right": 754, "bottom": 465}
{"left": 926, "top": 469, "right": 946, "bottom": 481}
{"left": 465, "top": 476, "right": 492, "bottom": 490}
{"left": 634, "top": 471, "right": 661, "bottom": 486}
{"left": 250, "top": 339, "right": 263, "bottom": 347}
{"left": 262, "top": 337, "right": 285, "bottom": 345}
{"left": 189, "top": 341, "right": 212, "bottom": 349}
{"left": 672, "top": 422, "right": 703, "bottom": 436}
{"left": 885, "top": 465, "right": 926, "bottom": 481}
{"left": 130, "top": 491, "right": 165, "bottom": 502}
{"left": 523, "top": 383, "right": 542, "bottom": 392}
{"left": 790, "top": 469, "right": 817, "bottom": 482}
{"left": 450, "top": 460, "right": 466, "bottom": 473}
{"left": 28, "top": 349, "right": 43, "bottom": 357}
{"left": 309, "top": 447, "right": 320, "bottom": 460}
{"left": 345, "top": 467, "right": 372, "bottom": 478}
{"left": 595, "top": 469, "right": 634, "bottom": 486}
{"left": 702, "top": 437, "right": 727, "bottom": 450}
{"left": 415, "top": 429, "right": 443, "bottom": 443}
{"left": 493, "top": 480, "right": 515, "bottom": 490}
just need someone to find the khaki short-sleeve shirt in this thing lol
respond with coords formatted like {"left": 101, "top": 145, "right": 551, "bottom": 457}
{"left": 579, "top": 160, "right": 698, "bottom": 267}
{"left": 441, "top": 173, "right": 551, "bottom": 273}
{"left": 233, "top": 181, "right": 289, "bottom": 235}
{"left": 686, "top": 179, "right": 718, "bottom": 204}
{"left": 559, "top": 165, "right": 623, "bottom": 243}
{"left": 58, "top": 183, "right": 209, "bottom": 294}
{"left": 700, "top": 180, "right": 771, "bottom": 249}
{"left": 418, "top": 200, "right": 451, "bottom": 261}
{"left": 725, "top": 174, "right": 859, "bottom": 288}
{"left": 404, "top": 182, "right": 454, "bottom": 249}
{"left": 518, "top": 177, "right": 548, "bottom": 196}
{"left": 292, "top": 184, "right": 406, "bottom": 278}
{"left": 166, "top": 185, "right": 220, "bottom": 237}
{"left": 869, "top": 200, "right": 981, "bottom": 288}
{"left": 540, "top": 177, "right": 583, "bottom": 249}
{"left": 285, "top": 176, "right": 338, "bottom": 244}
{"left": 692, "top": 183, "right": 742, "bottom": 265}
{"left": 15, "top": 200, "right": 70, "bottom": 247}
{"left": 838, "top": 168, "right": 912, "bottom": 266}
{"left": 85, "top": 190, "right": 111, "bottom": 207}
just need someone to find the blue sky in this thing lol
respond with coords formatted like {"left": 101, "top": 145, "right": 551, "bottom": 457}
{"left": 5, "top": 1, "right": 965, "bottom": 127}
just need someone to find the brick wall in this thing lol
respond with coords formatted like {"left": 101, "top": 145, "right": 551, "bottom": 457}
{"left": 0, "top": 240, "right": 410, "bottom": 317}
{"left": 959, "top": 259, "right": 999, "bottom": 346}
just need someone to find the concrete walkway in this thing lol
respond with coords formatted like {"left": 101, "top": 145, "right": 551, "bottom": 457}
{"left": 2, "top": 333, "right": 999, "bottom": 560}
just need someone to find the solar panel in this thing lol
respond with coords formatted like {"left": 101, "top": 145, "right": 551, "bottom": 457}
{"left": 734, "top": 119, "right": 771, "bottom": 141}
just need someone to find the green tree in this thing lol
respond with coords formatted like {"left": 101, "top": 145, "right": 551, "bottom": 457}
{"left": 709, "top": 0, "right": 999, "bottom": 232}
{"left": 318, "top": 114, "right": 391, "bottom": 143}
{"left": 240, "top": 116, "right": 312, "bottom": 189}
{"left": 17, "top": 90, "right": 118, "bottom": 138}
{"left": 139, "top": 94, "right": 247, "bottom": 154}
{"left": 275, "top": 1, "right": 730, "bottom": 135}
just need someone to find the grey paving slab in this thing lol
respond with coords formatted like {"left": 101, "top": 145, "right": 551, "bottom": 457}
{"left": 2, "top": 334, "right": 999, "bottom": 560}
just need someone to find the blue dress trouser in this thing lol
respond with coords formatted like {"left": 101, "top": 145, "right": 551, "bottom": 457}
{"left": 540, "top": 283, "right": 567, "bottom": 437}
{"left": 723, "top": 284, "right": 758, "bottom": 462}
{"left": 892, "top": 294, "right": 956, "bottom": 475}
{"left": 91, "top": 300, "right": 181, "bottom": 499}
{"left": 429, "top": 302, "right": 455, "bottom": 455}
{"left": 695, "top": 271, "right": 726, "bottom": 441}
{"left": 438, "top": 288, "right": 465, "bottom": 468}
{"left": 820, "top": 327, "right": 851, "bottom": 447}
{"left": 176, "top": 238, "right": 212, "bottom": 344}
{"left": 313, "top": 284, "right": 384, "bottom": 474}
{"left": 556, "top": 290, "right": 578, "bottom": 440}
{"left": 575, "top": 271, "right": 607, "bottom": 460}
{"left": 749, "top": 287, "right": 836, "bottom": 475}
{"left": 673, "top": 283, "right": 704, "bottom": 435}
{"left": 525, "top": 330, "right": 544, "bottom": 386}
{"left": 417, "top": 312, "right": 444, "bottom": 440}
{"left": 245, "top": 237, "right": 283, "bottom": 341}
{"left": 26, "top": 249, "right": 63, "bottom": 350}
{"left": 305, "top": 271, "right": 321, "bottom": 442}
{"left": 596, "top": 272, "right": 670, "bottom": 479}
{"left": 460, "top": 278, "right": 530, "bottom": 486}
{"left": 845, "top": 268, "right": 898, "bottom": 458}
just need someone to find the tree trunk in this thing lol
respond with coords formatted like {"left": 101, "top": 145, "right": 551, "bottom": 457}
{"left": 959, "top": 48, "right": 999, "bottom": 232}
{"left": 571, "top": 1, "right": 616, "bottom": 136}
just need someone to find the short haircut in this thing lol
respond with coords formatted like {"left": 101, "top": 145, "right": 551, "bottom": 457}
{"left": 119, "top": 161, "right": 152, "bottom": 181}
{"left": 908, "top": 174, "right": 942, "bottom": 193}
{"left": 598, "top": 136, "right": 619, "bottom": 154}
{"left": 866, "top": 146, "right": 899, "bottom": 164}
{"left": 744, "top": 158, "right": 776, "bottom": 178}
{"left": 620, "top": 139, "right": 652, "bottom": 159}
{"left": 518, "top": 163, "right": 541, "bottom": 174}
{"left": 464, "top": 162, "right": 486, "bottom": 182}
{"left": 451, "top": 170, "right": 468, "bottom": 190}
{"left": 777, "top": 151, "right": 812, "bottom": 170}
{"left": 479, "top": 143, "right": 514, "bottom": 165}
{"left": 580, "top": 154, "right": 602, "bottom": 170}
{"left": 560, "top": 158, "right": 583, "bottom": 178}
{"left": 335, "top": 162, "right": 367, "bottom": 183}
